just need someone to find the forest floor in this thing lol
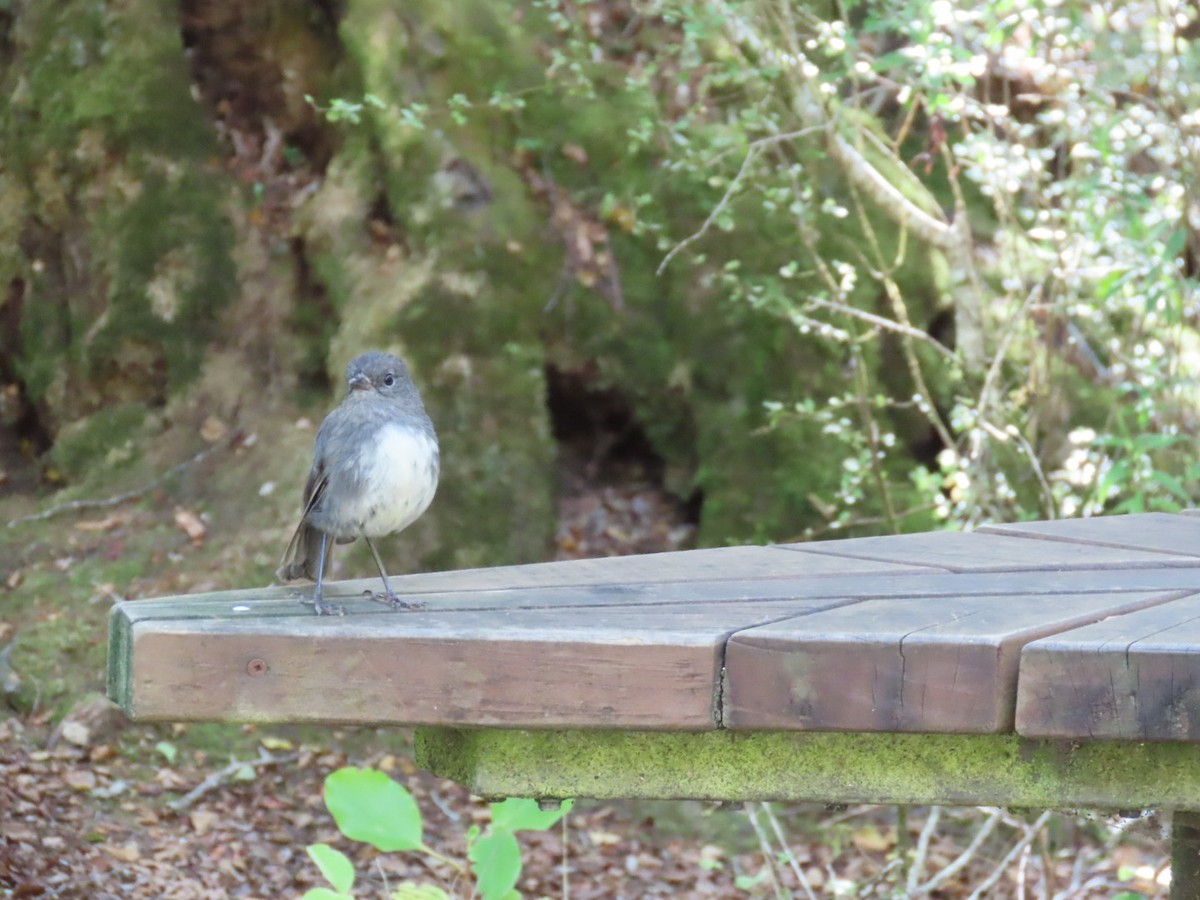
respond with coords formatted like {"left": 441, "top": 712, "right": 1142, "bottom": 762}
{"left": 0, "top": 423, "right": 1176, "bottom": 899}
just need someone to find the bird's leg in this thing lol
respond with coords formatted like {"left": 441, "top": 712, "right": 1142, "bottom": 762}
{"left": 306, "top": 532, "right": 344, "bottom": 616}
{"left": 363, "top": 537, "right": 425, "bottom": 610}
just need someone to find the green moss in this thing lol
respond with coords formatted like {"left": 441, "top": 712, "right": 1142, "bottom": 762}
{"left": 328, "top": 0, "right": 940, "bottom": 546}
{"left": 48, "top": 403, "right": 148, "bottom": 481}
{"left": 416, "top": 728, "right": 1200, "bottom": 810}
{"left": 1, "top": 0, "right": 236, "bottom": 420}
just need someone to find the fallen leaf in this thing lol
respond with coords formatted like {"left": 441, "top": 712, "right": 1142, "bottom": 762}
{"left": 190, "top": 810, "right": 220, "bottom": 835}
{"left": 64, "top": 770, "right": 97, "bottom": 791}
{"left": 75, "top": 513, "right": 127, "bottom": 532}
{"left": 851, "top": 824, "right": 896, "bottom": 853}
{"left": 104, "top": 840, "right": 142, "bottom": 862}
{"left": 173, "top": 508, "right": 207, "bottom": 542}
{"left": 200, "top": 416, "right": 228, "bottom": 443}
{"left": 59, "top": 721, "right": 91, "bottom": 747}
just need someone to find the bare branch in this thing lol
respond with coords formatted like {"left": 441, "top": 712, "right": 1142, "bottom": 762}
{"left": 7, "top": 433, "right": 240, "bottom": 529}
{"left": 801, "top": 295, "right": 958, "bottom": 363}
{"left": 916, "top": 807, "right": 1003, "bottom": 894}
{"left": 742, "top": 801, "right": 788, "bottom": 899}
{"left": 760, "top": 802, "right": 818, "bottom": 900}
{"left": 965, "top": 810, "right": 1055, "bottom": 900}
{"left": 657, "top": 144, "right": 762, "bottom": 275}
{"left": 168, "top": 747, "right": 298, "bottom": 812}
{"left": 906, "top": 806, "right": 941, "bottom": 894}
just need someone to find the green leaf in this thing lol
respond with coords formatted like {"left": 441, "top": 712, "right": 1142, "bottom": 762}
{"left": 1149, "top": 470, "right": 1191, "bottom": 501}
{"left": 490, "top": 798, "right": 574, "bottom": 832}
{"left": 735, "top": 868, "right": 771, "bottom": 889}
{"left": 1130, "top": 432, "right": 1186, "bottom": 452}
{"left": 233, "top": 763, "right": 256, "bottom": 781}
{"left": 392, "top": 886, "right": 452, "bottom": 899}
{"left": 469, "top": 829, "right": 522, "bottom": 900}
{"left": 324, "top": 768, "right": 423, "bottom": 852}
{"left": 154, "top": 741, "right": 177, "bottom": 764}
{"left": 307, "top": 844, "right": 355, "bottom": 894}
{"left": 301, "top": 890, "right": 354, "bottom": 900}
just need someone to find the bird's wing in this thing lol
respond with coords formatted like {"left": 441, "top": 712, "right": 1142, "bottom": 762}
{"left": 276, "top": 461, "right": 330, "bottom": 581}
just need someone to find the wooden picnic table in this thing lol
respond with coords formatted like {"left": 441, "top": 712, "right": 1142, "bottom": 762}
{"left": 108, "top": 510, "right": 1200, "bottom": 894}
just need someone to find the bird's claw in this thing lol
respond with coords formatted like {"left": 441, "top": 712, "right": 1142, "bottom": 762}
{"left": 363, "top": 589, "right": 426, "bottom": 611}
{"left": 301, "top": 596, "right": 346, "bottom": 616}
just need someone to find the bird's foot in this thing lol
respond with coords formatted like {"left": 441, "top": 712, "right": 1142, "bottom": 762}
{"left": 301, "top": 596, "right": 346, "bottom": 616}
{"left": 364, "top": 589, "right": 426, "bottom": 611}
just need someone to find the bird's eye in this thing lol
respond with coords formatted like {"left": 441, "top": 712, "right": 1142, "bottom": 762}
{"left": 383, "top": 373, "right": 395, "bottom": 387}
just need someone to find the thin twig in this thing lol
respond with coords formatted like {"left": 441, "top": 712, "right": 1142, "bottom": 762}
{"left": 657, "top": 145, "right": 761, "bottom": 275}
{"left": 561, "top": 806, "right": 570, "bottom": 900}
{"left": 760, "top": 802, "right": 818, "bottom": 900}
{"left": 965, "top": 811, "right": 1054, "bottom": 900}
{"left": 977, "top": 418, "right": 1056, "bottom": 515}
{"left": 658, "top": 124, "right": 830, "bottom": 275}
{"left": 705, "top": 124, "right": 830, "bottom": 168}
{"left": 7, "top": 434, "right": 239, "bottom": 529}
{"left": 850, "top": 343, "right": 898, "bottom": 533}
{"left": 916, "top": 807, "right": 1003, "bottom": 894}
{"left": 844, "top": 178, "right": 957, "bottom": 451}
{"left": 906, "top": 805, "right": 941, "bottom": 895}
{"left": 742, "top": 802, "right": 787, "bottom": 899}
{"left": 168, "top": 747, "right": 297, "bottom": 811}
{"left": 802, "top": 294, "right": 958, "bottom": 362}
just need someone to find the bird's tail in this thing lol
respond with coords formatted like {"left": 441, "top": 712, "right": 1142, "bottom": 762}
{"left": 276, "top": 521, "right": 330, "bottom": 583}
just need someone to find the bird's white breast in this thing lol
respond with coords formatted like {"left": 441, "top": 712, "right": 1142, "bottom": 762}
{"left": 347, "top": 423, "right": 438, "bottom": 537}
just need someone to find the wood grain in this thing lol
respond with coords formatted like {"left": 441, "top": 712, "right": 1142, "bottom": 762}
{"left": 112, "top": 599, "right": 854, "bottom": 729}
{"left": 1017, "top": 590, "right": 1200, "bottom": 740}
{"left": 113, "top": 564, "right": 1200, "bottom": 625}
{"left": 106, "top": 512, "right": 1200, "bottom": 740}
{"left": 980, "top": 512, "right": 1200, "bottom": 557}
{"left": 724, "top": 590, "right": 1188, "bottom": 733}
{"left": 782, "top": 529, "right": 1195, "bottom": 571}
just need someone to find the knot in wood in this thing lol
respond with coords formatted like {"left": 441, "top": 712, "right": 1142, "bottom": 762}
{"left": 245, "top": 658, "right": 269, "bottom": 677}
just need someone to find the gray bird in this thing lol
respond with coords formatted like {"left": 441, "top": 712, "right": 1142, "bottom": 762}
{"left": 277, "top": 351, "right": 439, "bottom": 615}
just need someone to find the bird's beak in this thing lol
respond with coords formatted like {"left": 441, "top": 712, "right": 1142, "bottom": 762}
{"left": 348, "top": 372, "right": 371, "bottom": 392}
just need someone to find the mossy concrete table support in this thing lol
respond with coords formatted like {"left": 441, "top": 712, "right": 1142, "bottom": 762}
{"left": 413, "top": 729, "right": 1200, "bottom": 810}
{"left": 107, "top": 511, "right": 1200, "bottom": 896}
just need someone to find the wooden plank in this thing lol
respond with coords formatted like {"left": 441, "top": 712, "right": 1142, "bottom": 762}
{"left": 1018, "top": 591, "right": 1200, "bottom": 740}
{"left": 111, "top": 563, "right": 1200, "bottom": 625}
{"left": 980, "top": 512, "right": 1200, "bottom": 557}
{"left": 416, "top": 727, "right": 1200, "bottom": 809}
{"left": 109, "top": 598, "right": 855, "bottom": 729}
{"left": 329, "top": 545, "right": 941, "bottom": 592}
{"left": 780, "top": 529, "right": 1195, "bottom": 571}
{"left": 723, "top": 590, "right": 1188, "bottom": 733}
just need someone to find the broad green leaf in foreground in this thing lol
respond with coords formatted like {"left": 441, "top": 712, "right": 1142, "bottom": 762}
{"left": 469, "top": 828, "right": 521, "bottom": 900}
{"left": 324, "top": 767, "right": 423, "bottom": 852}
{"left": 306, "top": 843, "right": 355, "bottom": 894}
{"left": 490, "top": 797, "right": 574, "bottom": 832}
{"left": 392, "top": 885, "right": 452, "bottom": 899}
{"left": 302, "top": 889, "right": 353, "bottom": 900}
